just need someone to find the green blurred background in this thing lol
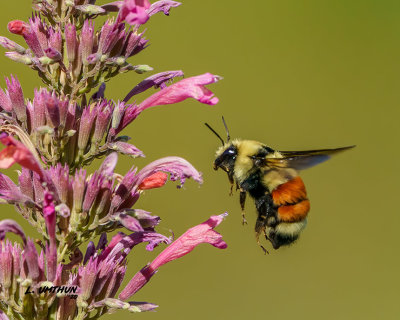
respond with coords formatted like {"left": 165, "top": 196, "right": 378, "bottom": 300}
{"left": 1, "top": 1, "right": 399, "bottom": 319}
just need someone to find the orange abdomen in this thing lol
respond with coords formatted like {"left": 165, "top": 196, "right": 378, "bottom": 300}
{"left": 271, "top": 176, "right": 310, "bottom": 222}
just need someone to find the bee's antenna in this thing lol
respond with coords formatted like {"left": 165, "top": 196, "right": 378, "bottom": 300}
{"left": 204, "top": 123, "right": 225, "bottom": 146}
{"left": 222, "top": 116, "right": 230, "bottom": 142}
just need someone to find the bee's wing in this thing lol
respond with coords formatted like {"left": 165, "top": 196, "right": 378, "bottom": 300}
{"left": 265, "top": 146, "right": 355, "bottom": 170}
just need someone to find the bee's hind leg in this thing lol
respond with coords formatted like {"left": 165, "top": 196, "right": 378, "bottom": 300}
{"left": 239, "top": 190, "right": 248, "bottom": 225}
{"left": 255, "top": 217, "right": 269, "bottom": 255}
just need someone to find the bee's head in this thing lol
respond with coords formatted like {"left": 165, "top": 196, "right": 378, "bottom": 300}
{"left": 205, "top": 117, "right": 236, "bottom": 180}
{"left": 214, "top": 142, "right": 238, "bottom": 173}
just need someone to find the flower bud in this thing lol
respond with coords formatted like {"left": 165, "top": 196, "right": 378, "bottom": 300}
{"left": 55, "top": 204, "right": 70, "bottom": 218}
{"left": 44, "top": 93, "right": 60, "bottom": 128}
{"left": 134, "top": 64, "right": 153, "bottom": 74}
{"left": 78, "top": 107, "right": 96, "bottom": 153}
{"left": 21, "top": 25, "right": 44, "bottom": 57}
{"left": 82, "top": 173, "right": 102, "bottom": 213}
{"left": 32, "top": 88, "right": 47, "bottom": 129}
{"left": 81, "top": 20, "right": 94, "bottom": 66}
{"left": 45, "top": 47, "right": 62, "bottom": 62}
{"left": 92, "top": 104, "right": 112, "bottom": 143}
{"left": 0, "top": 36, "right": 26, "bottom": 53}
{"left": 29, "top": 17, "right": 48, "bottom": 54}
{"left": 0, "top": 243, "right": 13, "bottom": 289}
{"left": 111, "top": 102, "right": 125, "bottom": 130}
{"left": 110, "top": 141, "right": 144, "bottom": 158}
{"left": 24, "top": 239, "right": 40, "bottom": 282}
{"left": 65, "top": 24, "right": 77, "bottom": 64}
{"left": 18, "top": 168, "right": 34, "bottom": 200}
{"left": 79, "top": 259, "right": 97, "bottom": 301}
{"left": 5, "top": 52, "right": 32, "bottom": 65}
{"left": 87, "top": 53, "right": 100, "bottom": 64}
{"left": 6, "top": 75, "right": 26, "bottom": 122}
{"left": 76, "top": 4, "right": 106, "bottom": 15}
{"left": 49, "top": 28, "right": 62, "bottom": 53}
{"left": 72, "top": 169, "right": 86, "bottom": 213}
{"left": 98, "top": 20, "right": 113, "bottom": 54}
{"left": 39, "top": 56, "right": 55, "bottom": 66}
{"left": 7, "top": 20, "right": 29, "bottom": 35}
{"left": 0, "top": 88, "right": 12, "bottom": 112}
{"left": 105, "top": 298, "right": 129, "bottom": 309}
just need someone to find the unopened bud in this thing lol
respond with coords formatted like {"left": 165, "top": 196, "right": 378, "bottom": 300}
{"left": 39, "top": 56, "right": 53, "bottom": 65}
{"left": 134, "top": 64, "right": 154, "bottom": 74}
{"left": 7, "top": 20, "right": 29, "bottom": 35}
{"left": 111, "top": 104, "right": 123, "bottom": 129}
{"left": 55, "top": 204, "right": 70, "bottom": 218}
{"left": 65, "top": 24, "right": 77, "bottom": 64}
{"left": 105, "top": 298, "right": 130, "bottom": 309}
{"left": 0, "top": 36, "right": 26, "bottom": 53}
{"left": 45, "top": 47, "right": 62, "bottom": 62}
{"left": 87, "top": 53, "right": 100, "bottom": 65}
{"left": 116, "top": 56, "right": 126, "bottom": 65}
{"left": 36, "top": 126, "right": 54, "bottom": 135}
{"left": 5, "top": 52, "right": 32, "bottom": 65}
{"left": 45, "top": 94, "right": 60, "bottom": 128}
{"left": 65, "top": 129, "right": 76, "bottom": 137}
{"left": 128, "top": 305, "right": 142, "bottom": 313}
{"left": 76, "top": 4, "right": 106, "bottom": 15}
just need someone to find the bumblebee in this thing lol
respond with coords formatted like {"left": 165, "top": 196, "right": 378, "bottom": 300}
{"left": 206, "top": 118, "right": 354, "bottom": 253}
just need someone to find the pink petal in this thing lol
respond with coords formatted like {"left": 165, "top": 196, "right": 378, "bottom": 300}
{"left": 118, "top": 0, "right": 151, "bottom": 25}
{"left": 119, "top": 213, "right": 228, "bottom": 300}
{"left": 0, "top": 134, "right": 43, "bottom": 177}
{"left": 138, "top": 73, "right": 221, "bottom": 112}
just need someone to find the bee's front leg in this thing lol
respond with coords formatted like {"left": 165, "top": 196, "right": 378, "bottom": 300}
{"left": 239, "top": 190, "right": 247, "bottom": 225}
{"left": 227, "top": 172, "right": 235, "bottom": 196}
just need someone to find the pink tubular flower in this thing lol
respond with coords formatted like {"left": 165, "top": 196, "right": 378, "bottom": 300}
{"left": 0, "top": 133, "right": 43, "bottom": 177}
{"left": 119, "top": 213, "right": 228, "bottom": 300}
{"left": 147, "top": 0, "right": 181, "bottom": 16}
{"left": 138, "top": 73, "right": 221, "bottom": 112}
{"left": 118, "top": 0, "right": 152, "bottom": 25}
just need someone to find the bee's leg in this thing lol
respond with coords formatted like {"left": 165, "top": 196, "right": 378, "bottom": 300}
{"left": 227, "top": 172, "right": 234, "bottom": 196}
{"left": 255, "top": 220, "right": 269, "bottom": 255}
{"left": 254, "top": 194, "right": 275, "bottom": 254}
{"left": 239, "top": 190, "right": 247, "bottom": 225}
{"left": 229, "top": 183, "right": 234, "bottom": 196}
